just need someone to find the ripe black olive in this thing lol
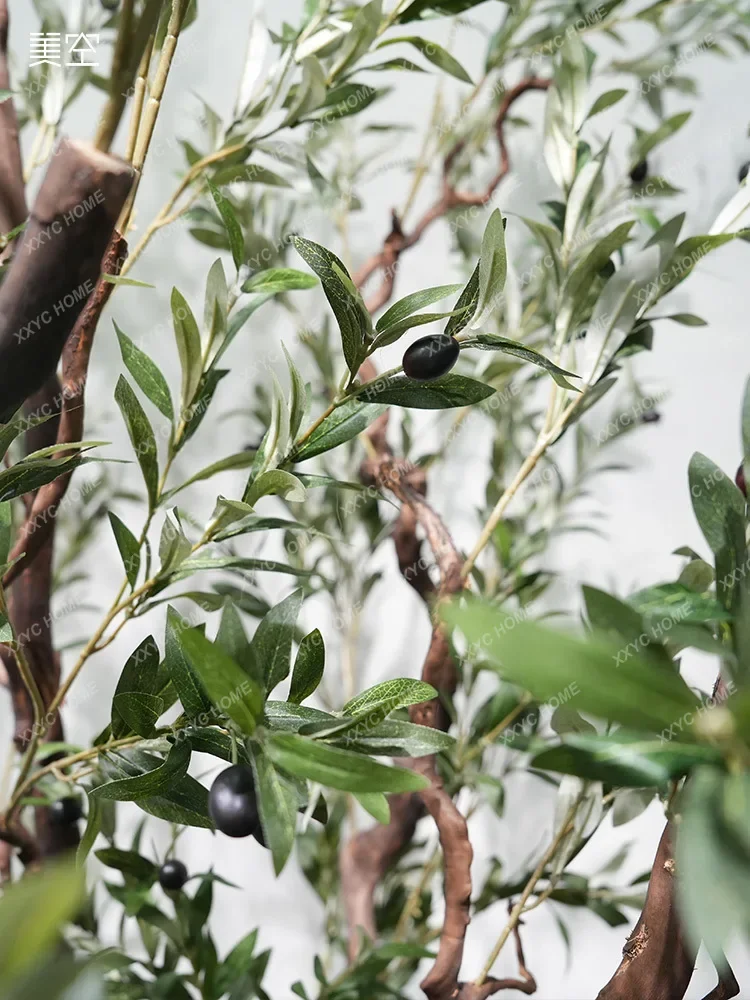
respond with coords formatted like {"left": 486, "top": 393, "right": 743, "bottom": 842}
{"left": 629, "top": 159, "right": 648, "bottom": 184}
{"left": 739, "top": 162, "right": 749, "bottom": 184}
{"left": 158, "top": 859, "right": 189, "bottom": 891}
{"left": 402, "top": 334, "right": 459, "bottom": 382}
{"left": 49, "top": 796, "right": 83, "bottom": 825}
{"left": 641, "top": 410, "right": 661, "bottom": 424}
{"left": 209, "top": 764, "right": 260, "bottom": 838}
{"left": 736, "top": 463, "right": 747, "bottom": 498}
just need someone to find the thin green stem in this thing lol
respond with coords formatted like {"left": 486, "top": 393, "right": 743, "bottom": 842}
{"left": 474, "top": 795, "right": 582, "bottom": 986}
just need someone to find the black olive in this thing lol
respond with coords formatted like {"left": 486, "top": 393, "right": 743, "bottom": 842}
{"left": 739, "top": 162, "right": 749, "bottom": 184}
{"left": 736, "top": 463, "right": 747, "bottom": 498}
{"left": 49, "top": 797, "right": 83, "bottom": 825}
{"left": 598, "top": 259, "right": 615, "bottom": 280}
{"left": 402, "top": 334, "right": 459, "bottom": 382}
{"left": 209, "top": 765, "right": 260, "bottom": 838}
{"left": 641, "top": 410, "right": 661, "bottom": 424}
{"left": 629, "top": 159, "right": 648, "bottom": 184}
{"left": 158, "top": 859, "right": 189, "bottom": 891}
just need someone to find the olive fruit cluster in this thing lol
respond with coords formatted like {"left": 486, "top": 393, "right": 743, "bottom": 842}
{"left": 158, "top": 859, "right": 189, "bottom": 892}
{"left": 209, "top": 764, "right": 267, "bottom": 846}
{"left": 402, "top": 333, "right": 459, "bottom": 382}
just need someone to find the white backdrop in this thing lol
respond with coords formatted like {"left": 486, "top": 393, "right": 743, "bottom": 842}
{"left": 2, "top": 1, "right": 750, "bottom": 996}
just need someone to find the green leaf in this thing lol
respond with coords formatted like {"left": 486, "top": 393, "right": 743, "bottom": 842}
{"left": 164, "top": 605, "right": 213, "bottom": 719}
{"left": 474, "top": 209, "right": 507, "bottom": 327}
{"left": 444, "top": 262, "right": 480, "bottom": 338}
{"left": 248, "top": 743, "right": 296, "bottom": 874}
{"left": 375, "top": 283, "right": 463, "bottom": 333}
{"left": 563, "top": 221, "right": 635, "bottom": 310}
{"left": 688, "top": 452, "right": 745, "bottom": 554}
{"left": 657, "top": 313, "right": 707, "bottom": 326}
{"left": 0, "top": 860, "right": 84, "bottom": 986}
{"left": 532, "top": 732, "right": 723, "bottom": 787}
{"left": 657, "top": 234, "right": 735, "bottom": 299}
{"left": 377, "top": 36, "right": 472, "bottom": 83}
{"left": 243, "top": 268, "right": 318, "bottom": 294}
{"left": 289, "top": 629, "right": 325, "bottom": 704}
{"left": 292, "top": 236, "right": 371, "bottom": 374}
{"left": 634, "top": 111, "right": 691, "bottom": 160}
{"left": 216, "top": 599, "right": 264, "bottom": 690}
{"left": 171, "top": 288, "right": 203, "bottom": 407}
{"left": 244, "top": 469, "right": 307, "bottom": 507}
{"left": 355, "top": 792, "right": 390, "bottom": 824}
{"left": 111, "top": 635, "right": 162, "bottom": 739}
{"left": 264, "top": 700, "right": 334, "bottom": 733}
{"left": 95, "top": 848, "right": 157, "bottom": 883}
{"left": 115, "top": 322, "right": 174, "bottom": 421}
{"left": 586, "top": 88, "right": 627, "bottom": 119}
{"left": 76, "top": 795, "right": 103, "bottom": 868}
{"left": 343, "top": 678, "right": 436, "bottom": 717}
{"left": 108, "top": 511, "right": 141, "bottom": 589}
{"left": 163, "top": 451, "right": 255, "bottom": 501}
{"left": 444, "top": 598, "right": 702, "bottom": 736}
{"left": 677, "top": 767, "right": 750, "bottom": 961}
{"left": 114, "top": 375, "right": 159, "bottom": 510}
{"left": 358, "top": 372, "right": 494, "bottom": 408}
{"left": 251, "top": 589, "right": 303, "bottom": 693}
{"left": 460, "top": 335, "right": 579, "bottom": 389}
{"left": 0, "top": 455, "right": 93, "bottom": 503}
{"left": 93, "top": 741, "right": 192, "bottom": 801}
{"left": 169, "top": 554, "right": 312, "bottom": 581}
{"left": 627, "top": 581, "right": 731, "bottom": 625}
{"left": 291, "top": 399, "right": 386, "bottom": 462}
{"left": 207, "top": 180, "right": 244, "bottom": 271}
{"left": 179, "top": 628, "right": 264, "bottom": 735}
{"left": 330, "top": 718, "right": 455, "bottom": 757}
{"left": 101, "top": 748, "right": 212, "bottom": 828}
{"left": 267, "top": 733, "right": 430, "bottom": 793}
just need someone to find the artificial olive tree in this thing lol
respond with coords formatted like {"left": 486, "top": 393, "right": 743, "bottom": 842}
{"left": 0, "top": 1, "right": 749, "bottom": 998}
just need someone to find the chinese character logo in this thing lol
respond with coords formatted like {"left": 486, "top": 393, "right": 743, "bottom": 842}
{"left": 65, "top": 33, "right": 99, "bottom": 67}
{"left": 29, "top": 32, "right": 61, "bottom": 67}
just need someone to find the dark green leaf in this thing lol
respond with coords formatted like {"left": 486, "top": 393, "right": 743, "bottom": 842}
{"left": 114, "top": 376, "right": 159, "bottom": 509}
{"left": 207, "top": 181, "right": 244, "bottom": 271}
{"left": 291, "top": 399, "right": 386, "bottom": 461}
{"left": 289, "top": 629, "right": 325, "bottom": 704}
{"left": 249, "top": 743, "right": 296, "bottom": 874}
{"left": 108, "top": 511, "right": 141, "bottom": 589}
{"left": 251, "top": 589, "right": 303, "bottom": 693}
{"left": 688, "top": 452, "right": 745, "bottom": 555}
{"left": 179, "top": 628, "right": 264, "bottom": 735}
{"left": 267, "top": 733, "right": 430, "bottom": 793}
{"left": 115, "top": 322, "right": 174, "bottom": 421}
{"left": 358, "top": 372, "right": 494, "bottom": 408}
{"left": 164, "top": 605, "right": 213, "bottom": 719}
{"left": 461, "top": 335, "right": 578, "bottom": 389}
{"left": 243, "top": 268, "right": 318, "bottom": 294}
{"left": 93, "top": 742, "right": 191, "bottom": 801}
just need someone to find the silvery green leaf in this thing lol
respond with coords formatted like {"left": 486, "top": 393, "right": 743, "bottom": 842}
{"left": 543, "top": 85, "right": 577, "bottom": 191}
{"left": 331, "top": 0, "right": 382, "bottom": 78}
{"left": 578, "top": 245, "right": 660, "bottom": 385}
{"left": 709, "top": 181, "right": 750, "bottom": 235}
{"left": 471, "top": 208, "right": 506, "bottom": 329}
{"left": 283, "top": 56, "right": 327, "bottom": 125}
{"left": 171, "top": 288, "right": 203, "bottom": 407}
{"left": 236, "top": 16, "right": 272, "bottom": 114}
{"left": 557, "top": 34, "right": 588, "bottom": 133}
{"left": 562, "top": 144, "right": 606, "bottom": 251}
{"left": 203, "top": 258, "right": 228, "bottom": 348}
{"left": 245, "top": 469, "right": 307, "bottom": 507}
{"left": 283, "top": 344, "right": 308, "bottom": 440}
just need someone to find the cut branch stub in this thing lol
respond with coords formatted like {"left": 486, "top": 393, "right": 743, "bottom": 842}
{"left": 0, "top": 138, "right": 133, "bottom": 422}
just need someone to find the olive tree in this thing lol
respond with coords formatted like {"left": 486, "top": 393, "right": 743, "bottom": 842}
{"left": 0, "top": 0, "right": 749, "bottom": 998}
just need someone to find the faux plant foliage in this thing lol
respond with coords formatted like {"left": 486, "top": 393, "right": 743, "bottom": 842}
{"left": 2, "top": 2, "right": 750, "bottom": 998}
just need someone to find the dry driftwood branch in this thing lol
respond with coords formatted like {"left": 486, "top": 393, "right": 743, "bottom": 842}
{"left": 0, "top": 138, "right": 133, "bottom": 422}
{"left": 3, "top": 236, "right": 127, "bottom": 588}
{"left": 357, "top": 78, "right": 550, "bottom": 315}
{"left": 342, "top": 412, "right": 476, "bottom": 999}
{"left": 0, "top": 0, "right": 26, "bottom": 238}
{"left": 598, "top": 675, "right": 739, "bottom": 1000}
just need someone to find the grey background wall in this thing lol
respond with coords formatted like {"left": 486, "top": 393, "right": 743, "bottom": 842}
{"left": 2, "top": 0, "right": 750, "bottom": 996}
